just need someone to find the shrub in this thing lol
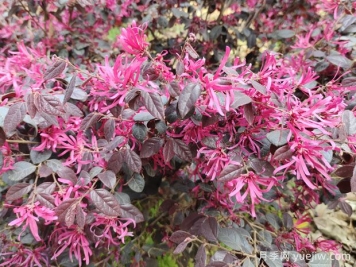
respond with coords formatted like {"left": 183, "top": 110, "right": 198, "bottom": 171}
{"left": 0, "top": 0, "right": 355, "bottom": 266}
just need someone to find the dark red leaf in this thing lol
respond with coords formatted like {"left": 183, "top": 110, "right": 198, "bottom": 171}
{"left": 26, "top": 93, "right": 37, "bottom": 118}
{"left": 119, "top": 204, "right": 144, "bottom": 223}
{"left": 243, "top": 103, "right": 254, "bottom": 125}
{"left": 54, "top": 198, "right": 78, "bottom": 226}
{"left": 336, "top": 178, "right": 351, "bottom": 193}
{"left": 128, "top": 173, "right": 145, "bottom": 192}
{"left": 178, "top": 83, "right": 201, "bottom": 118}
{"left": 218, "top": 164, "right": 244, "bottom": 182}
{"left": 132, "top": 124, "right": 147, "bottom": 141}
{"left": 163, "top": 139, "right": 175, "bottom": 163}
{"left": 36, "top": 193, "right": 55, "bottom": 209}
{"left": 98, "top": 170, "right": 116, "bottom": 189}
{"left": 76, "top": 205, "right": 86, "bottom": 228}
{"left": 104, "top": 136, "right": 125, "bottom": 151}
{"left": 34, "top": 94, "right": 65, "bottom": 116}
{"left": 201, "top": 217, "right": 218, "bottom": 242}
{"left": 64, "top": 102, "right": 84, "bottom": 117}
{"left": 140, "top": 137, "right": 164, "bottom": 158}
{"left": 43, "top": 60, "right": 66, "bottom": 80}
{"left": 0, "top": 127, "right": 6, "bottom": 146}
{"left": 169, "top": 230, "right": 192, "bottom": 244}
{"left": 173, "top": 240, "right": 191, "bottom": 254}
{"left": 195, "top": 245, "right": 207, "bottom": 267}
{"left": 0, "top": 151, "right": 3, "bottom": 171}
{"left": 89, "top": 189, "right": 121, "bottom": 216}
{"left": 38, "top": 111, "right": 59, "bottom": 127}
{"left": 6, "top": 183, "right": 34, "bottom": 201}
{"left": 251, "top": 80, "right": 267, "bottom": 95}
{"left": 351, "top": 165, "right": 356, "bottom": 192}
{"left": 107, "top": 151, "right": 125, "bottom": 174}
{"left": 80, "top": 113, "right": 102, "bottom": 131}
{"left": 231, "top": 92, "right": 252, "bottom": 108}
{"left": 63, "top": 74, "right": 76, "bottom": 104}
{"left": 4, "top": 102, "right": 27, "bottom": 133}
{"left": 273, "top": 145, "right": 294, "bottom": 161}
{"left": 36, "top": 182, "right": 56, "bottom": 194}
{"left": 123, "top": 149, "right": 142, "bottom": 173}
{"left": 57, "top": 166, "right": 78, "bottom": 184}
{"left": 38, "top": 165, "right": 53, "bottom": 177}
{"left": 332, "top": 165, "right": 355, "bottom": 178}
{"left": 167, "top": 81, "right": 181, "bottom": 97}
{"left": 140, "top": 91, "right": 165, "bottom": 121}
{"left": 104, "top": 119, "right": 115, "bottom": 141}
{"left": 171, "top": 138, "right": 192, "bottom": 162}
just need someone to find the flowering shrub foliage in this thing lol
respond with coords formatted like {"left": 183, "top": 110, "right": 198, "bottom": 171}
{"left": 0, "top": 0, "right": 356, "bottom": 266}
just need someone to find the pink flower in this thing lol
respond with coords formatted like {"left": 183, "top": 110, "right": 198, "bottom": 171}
{"left": 90, "top": 214, "right": 135, "bottom": 248}
{"left": 227, "top": 171, "right": 277, "bottom": 217}
{"left": 51, "top": 226, "right": 92, "bottom": 267}
{"left": 116, "top": 21, "right": 149, "bottom": 55}
{"left": 8, "top": 202, "right": 58, "bottom": 241}
{"left": 0, "top": 244, "right": 49, "bottom": 267}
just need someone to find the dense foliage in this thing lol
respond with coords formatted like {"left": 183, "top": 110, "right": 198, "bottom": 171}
{"left": 0, "top": 0, "right": 356, "bottom": 266}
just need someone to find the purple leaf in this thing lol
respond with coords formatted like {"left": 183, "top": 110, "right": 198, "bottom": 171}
{"left": 231, "top": 92, "right": 252, "bottom": 108}
{"left": 6, "top": 183, "right": 34, "bottom": 201}
{"left": 98, "top": 170, "right": 116, "bottom": 189}
{"left": 26, "top": 93, "right": 37, "bottom": 118}
{"left": 251, "top": 80, "right": 267, "bottom": 95}
{"left": 195, "top": 245, "right": 207, "bottom": 267}
{"left": 54, "top": 198, "right": 78, "bottom": 226}
{"left": 266, "top": 129, "right": 290, "bottom": 147}
{"left": 2, "top": 161, "right": 36, "bottom": 182}
{"left": 326, "top": 53, "right": 353, "bottom": 69}
{"left": 132, "top": 123, "right": 147, "bottom": 141}
{"left": 140, "top": 91, "right": 165, "bottom": 121}
{"left": 76, "top": 205, "right": 86, "bottom": 228}
{"left": 57, "top": 166, "right": 78, "bottom": 184}
{"left": 140, "top": 137, "right": 164, "bottom": 158}
{"left": 80, "top": 113, "right": 102, "bottom": 131}
{"left": 0, "top": 127, "right": 5, "bottom": 146}
{"left": 64, "top": 102, "right": 84, "bottom": 117}
{"left": 332, "top": 165, "right": 354, "bottom": 178}
{"left": 243, "top": 103, "right": 254, "bottom": 125}
{"left": 63, "top": 74, "right": 76, "bottom": 104}
{"left": 178, "top": 83, "right": 201, "bottom": 118}
{"left": 43, "top": 60, "right": 66, "bottom": 80}
{"left": 218, "top": 164, "right": 244, "bottom": 182}
{"left": 36, "top": 193, "right": 55, "bottom": 209}
{"left": 30, "top": 149, "right": 52, "bottom": 164}
{"left": 104, "top": 136, "right": 125, "bottom": 151}
{"left": 342, "top": 110, "right": 356, "bottom": 135}
{"left": 107, "top": 151, "right": 125, "bottom": 174}
{"left": 89, "top": 189, "right": 121, "bottom": 216}
{"left": 4, "top": 102, "right": 27, "bottom": 133}
{"left": 123, "top": 149, "right": 142, "bottom": 173}
{"left": 36, "top": 182, "right": 56, "bottom": 194}
{"left": 201, "top": 217, "right": 218, "bottom": 242}
{"left": 163, "top": 138, "right": 175, "bottom": 163}
{"left": 351, "top": 165, "right": 356, "bottom": 192}
{"left": 34, "top": 94, "right": 65, "bottom": 116}
{"left": 169, "top": 230, "right": 192, "bottom": 244}
{"left": 119, "top": 204, "right": 144, "bottom": 223}
{"left": 128, "top": 173, "right": 145, "bottom": 192}
{"left": 171, "top": 138, "right": 193, "bottom": 162}
{"left": 273, "top": 145, "right": 294, "bottom": 161}
{"left": 104, "top": 119, "right": 115, "bottom": 141}
{"left": 167, "top": 81, "right": 181, "bottom": 97}
{"left": 173, "top": 240, "right": 190, "bottom": 254}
